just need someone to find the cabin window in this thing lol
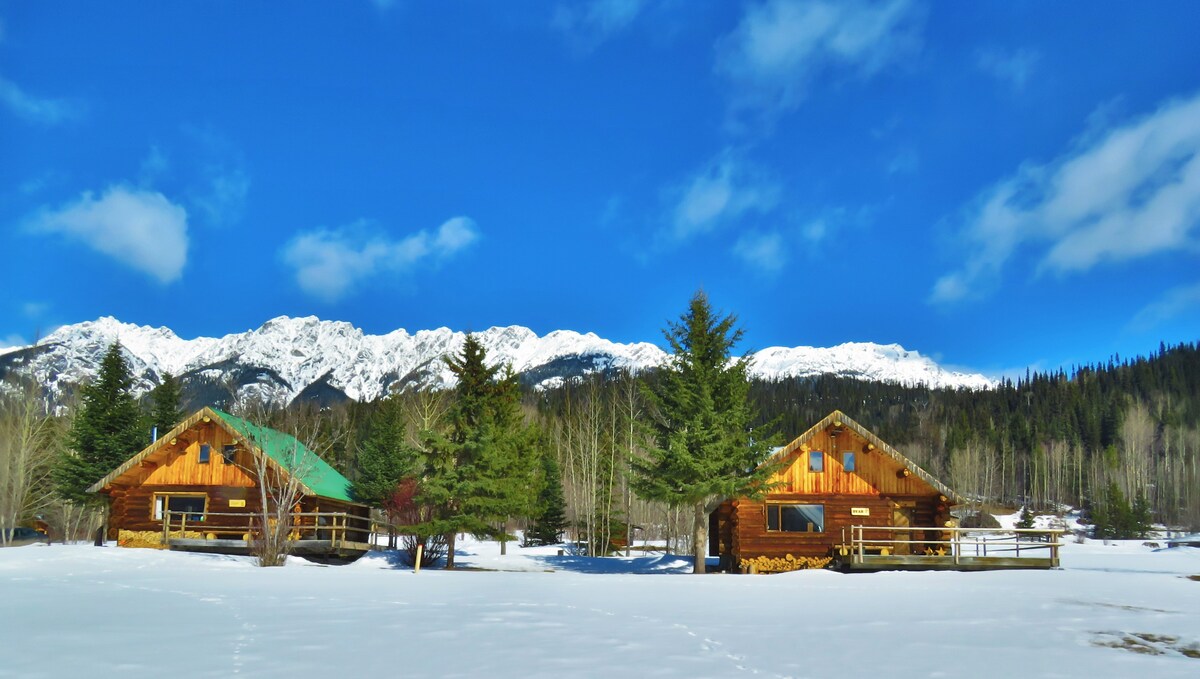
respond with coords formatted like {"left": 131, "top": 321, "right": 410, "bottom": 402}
{"left": 198, "top": 444, "right": 210, "bottom": 464}
{"left": 842, "top": 451, "right": 856, "bottom": 472}
{"left": 808, "top": 450, "right": 824, "bottom": 473}
{"left": 766, "top": 504, "right": 824, "bottom": 532}
{"left": 153, "top": 494, "right": 207, "bottom": 522}
{"left": 222, "top": 445, "right": 237, "bottom": 464}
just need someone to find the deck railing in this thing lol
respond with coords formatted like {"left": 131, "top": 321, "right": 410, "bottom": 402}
{"left": 842, "top": 525, "right": 1064, "bottom": 567}
{"left": 160, "top": 510, "right": 373, "bottom": 550}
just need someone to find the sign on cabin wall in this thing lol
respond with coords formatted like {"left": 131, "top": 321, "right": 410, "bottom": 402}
{"left": 229, "top": 499, "right": 246, "bottom": 508}
{"left": 851, "top": 507, "right": 870, "bottom": 516}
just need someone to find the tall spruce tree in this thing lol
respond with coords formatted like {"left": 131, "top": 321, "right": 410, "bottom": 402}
{"left": 632, "top": 291, "right": 778, "bottom": 574}
{"left": 352, "top": 394, "right": 418, "bottom": 506}
{"left": 527, "top": 450, "right": 568, "bottom": 546}
{"left": 422, "top": 335, "right": 537, "bottom": 567}
{"left": 149, "top": 372, "right": 184, "bottom": 436}
{"left": 54, "top": 343, "right": 148, "bottom": 537}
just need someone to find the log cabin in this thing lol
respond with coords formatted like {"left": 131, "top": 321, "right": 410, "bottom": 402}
{"left": 87, "top": 406, "right": 370, "bottom": 558}
{"left": 711, "top": 410, "right": 967, "bottom": 573}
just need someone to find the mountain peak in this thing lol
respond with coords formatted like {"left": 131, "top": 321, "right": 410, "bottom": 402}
{"left": 2, "top": 316, "right": 996, "bottom": 405}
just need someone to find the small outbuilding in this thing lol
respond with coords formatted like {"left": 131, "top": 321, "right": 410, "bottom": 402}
{"left": 87, "top": 406, "right": 370, "bottom": 558}
{"left": 712, "top": 410, "right": 1060, "bottom": 572}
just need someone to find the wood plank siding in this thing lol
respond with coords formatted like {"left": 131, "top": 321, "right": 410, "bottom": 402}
{"left": 715, "top": 411, "right": 957, "bottom": 571}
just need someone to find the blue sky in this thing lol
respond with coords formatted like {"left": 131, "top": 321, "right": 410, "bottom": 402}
{"left": 3, "top": 1, "right": 1199, "bottom": 378}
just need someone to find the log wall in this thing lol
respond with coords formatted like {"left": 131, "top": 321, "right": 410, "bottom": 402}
{"left": 108, "top": 484, "right": 263, "bottom": 538}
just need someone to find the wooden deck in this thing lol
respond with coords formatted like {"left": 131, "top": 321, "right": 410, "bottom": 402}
{"left": 833, "top": 525, "right": 1063, "bottom": 571}
{"left": 159, "top": 508, "right": 374, "bottom": 560}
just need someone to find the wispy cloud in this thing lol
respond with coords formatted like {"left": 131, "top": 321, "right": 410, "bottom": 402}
{"left": 716, "top": 0, "right": 923, "bottom": 125}
{"left": 733, "top": 230, "right": 787, "bottom": 273}
{"left": 976, "top": 46, "right": 1040, "bottom": 91}
{"left": 178, "top": 128, "right": 252, "bottom": 227}
{"left": 1130, "top": 281, "right": 1200, "bottom": 329}
{"left": 931, "top": 91, "right": 1200, "bottom": 304}
{"left": 27, "top": 185, "right": 189, "bottom": 283}
{"left": 668, "top": 151, "right": 779, "bottom": 241}
{"left": 21, "top": 301, "right": 48, "bottom": 318}
{"left": 0, "top": 75, "right": 77, "bottom": 125}
{"left": 553, "top": 0, "right": 646, "bottom": 52}
{"left": 191, "top": 167, "right": 250, "bottom": 227}
{"left": 282, "top": 216, "right": 479, "bottom": 302}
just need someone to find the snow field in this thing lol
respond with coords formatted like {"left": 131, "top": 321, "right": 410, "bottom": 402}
{"left": 1, "top": 538, "right": 1197, "bottom": 678}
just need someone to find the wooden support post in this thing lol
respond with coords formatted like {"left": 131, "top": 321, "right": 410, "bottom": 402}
{"left": 414, "top": 544, "right": 423, "bottom": 574}
{"left": 162, "top": 511, "right": 169, "bottom": 545}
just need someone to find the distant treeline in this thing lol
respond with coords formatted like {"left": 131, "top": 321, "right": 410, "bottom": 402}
{"left": 742, "top": 341, "right": 1200, "bottom": 527}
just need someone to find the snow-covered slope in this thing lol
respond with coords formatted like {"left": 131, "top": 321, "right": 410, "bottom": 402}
{"left": 0, "top": 316, "right": 995, "bottom": 404}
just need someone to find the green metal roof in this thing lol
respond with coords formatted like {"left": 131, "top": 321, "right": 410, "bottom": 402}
{"left": 210, "top": 409, "right": 355, "bottom": 503}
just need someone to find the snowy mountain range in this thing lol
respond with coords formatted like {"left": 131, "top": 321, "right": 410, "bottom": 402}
{"left": 0, "top": 316, "right": 995, "bottom": 405}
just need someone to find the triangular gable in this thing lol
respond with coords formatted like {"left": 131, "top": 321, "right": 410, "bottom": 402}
{"left": 86, "top": 406, "right": 358, "bottom": 504}
{"left": 763, "top": 410, "right": 964, "bottom": 504}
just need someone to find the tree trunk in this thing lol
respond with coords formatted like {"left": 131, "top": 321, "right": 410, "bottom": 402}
{"left": 445, "top": 532, "right": 456, "bottom": 569}
{"left": 692, "top": 503, "right": 707, "bottom": 574}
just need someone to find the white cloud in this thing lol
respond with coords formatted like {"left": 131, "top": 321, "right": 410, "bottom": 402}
{"left": 670, "top": 152, "right": 779, "bottom": 240}
{"left": 27, "top": 185, "right": 189, "bottom": 283}
{"left": 733, "top": 230, "right": 787, "bottom": 273}
{"left": 1130, "top": 281, "right": 1200, "bottom": 329}
{"left": 976, "top": 47, "right": 1040, "bottom": 91}
{"left": 282, "top": 217, "right": 479, "bottom": 302}
{"left": 932, "top": 91, "right": 1200, "bottom": 304}
{"left": 0, "top": 75, "right": 76, "bottom": 125}
{"left": 717, "top": 0, "right": 922, "bottom": 121}
{"left": 553, "top": 0, "right": 646, "bottom": 52}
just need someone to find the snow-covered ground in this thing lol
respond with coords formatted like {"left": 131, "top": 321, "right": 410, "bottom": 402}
{"left": 1, "top": 537, "right": 1197, "bottom": 678}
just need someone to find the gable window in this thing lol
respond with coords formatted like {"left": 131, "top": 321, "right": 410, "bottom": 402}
{"left": 222, "top": 445, "right": 237, "bottom": 464}
{"left": 153, "top": 493, "right": 207, "bottom": 522}
{"left": 842, "top": 451, "right": 856, "bottom": 472}
{"left": 198, "top": 444, "right": 210, "bottom": 464}
{"left": 766, "top": 504, "right": 824, "bottom": 533}
{"left": 808, "top": 450, "right": 824, "bottom": 473}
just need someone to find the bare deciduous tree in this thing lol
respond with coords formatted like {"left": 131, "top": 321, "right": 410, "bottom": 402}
{"left": 0, "top": 381, "right": 60, "bottom": 544}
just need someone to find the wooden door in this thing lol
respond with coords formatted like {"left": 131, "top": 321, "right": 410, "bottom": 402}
{"left": 892, "top": 507, "right": 913, "bottom": 555}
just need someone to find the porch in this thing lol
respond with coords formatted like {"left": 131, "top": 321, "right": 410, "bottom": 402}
{"left": 834, "top": 525, "right": 1064, "bottom": 571}
{"left": 158, "top": 508, "right": 375, "bottom": 559}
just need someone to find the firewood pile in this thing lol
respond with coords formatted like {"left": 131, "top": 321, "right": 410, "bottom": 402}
{"left": 739, "top": 554, "right": 833, "bottom": 573}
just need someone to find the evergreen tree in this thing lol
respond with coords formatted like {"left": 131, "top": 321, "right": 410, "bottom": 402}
{"left": 632, "top": 291, "right": 778, "bottom": 574}
{"left": 148, "top": 372, "right": 184, "bottom": 436}
{"left": 526, "top": 450, "right": 568, "bottom": 546}
{"left": 1016, "top": 505, "right": 1036, "bottom": 530}
{"left": 351, "top": 394, "right": 418, "bottom": 507}
{"left": 422, "top": 335, "right": 538, "bottom": 567}
{"left": 1130, "top": 492, "right": 1153, "bottom": 538}
{"left": 54, "top": 343, "right": 148, "bottom": 517}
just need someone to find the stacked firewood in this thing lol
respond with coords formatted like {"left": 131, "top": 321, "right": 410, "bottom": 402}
{"left": 740, "top": 554, "right": 833, "bottom": 573}
{"left": 117, "top": 529, "right": 203, "bottom": 549}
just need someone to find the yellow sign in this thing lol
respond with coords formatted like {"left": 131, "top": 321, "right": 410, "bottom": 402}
{"left": 851, "top": 507, "right": 870, "bottom": 516}
{"left": 229, "top": 499, "right": 246, "bottom": 508}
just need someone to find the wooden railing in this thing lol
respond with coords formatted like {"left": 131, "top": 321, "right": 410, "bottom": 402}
{"left": 842, "top": 525, "right": 1064, "bottom": 567}
{"left": 160, "top": 510, "right": 373, "bottom": 550}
